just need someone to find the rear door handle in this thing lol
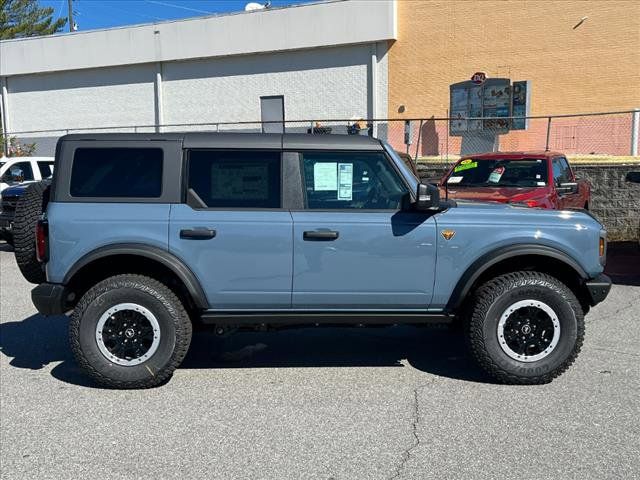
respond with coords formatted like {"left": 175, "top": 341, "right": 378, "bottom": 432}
{"left": 180, "top": 228, "right": 216, "bottom": 240}
{"left": 303, "top": 230, "right": 339, "bottom": 241}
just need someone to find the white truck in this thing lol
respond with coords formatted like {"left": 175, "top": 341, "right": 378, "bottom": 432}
{"left": 0, "top": 157, "right": 55, "bottom": 193}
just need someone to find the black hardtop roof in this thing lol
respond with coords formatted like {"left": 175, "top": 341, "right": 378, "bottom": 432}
{"left": 60, "top": 132, "right": 384, "bottom": 151}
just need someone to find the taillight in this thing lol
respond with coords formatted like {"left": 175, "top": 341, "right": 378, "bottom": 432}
{"left": 36, "top": 219, "right": 49, "bottom": 263}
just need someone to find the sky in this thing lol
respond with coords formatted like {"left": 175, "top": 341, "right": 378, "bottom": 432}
{"left": 39, "top": 0, "right": 312, "bottom": 32}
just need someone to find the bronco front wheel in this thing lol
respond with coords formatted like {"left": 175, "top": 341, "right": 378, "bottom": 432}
{"left": 467, "top": 271, "right": 584, "bottom": 384}
{"left": 70, "top": 274, "right": 192, "bottom": 389}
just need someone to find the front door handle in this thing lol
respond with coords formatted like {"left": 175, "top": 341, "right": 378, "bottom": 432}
{"left": 303, "top": 230, "right": 339, "bottom": 241}
{"left": 180, "top": 228, "right": 216, "bottom": 240}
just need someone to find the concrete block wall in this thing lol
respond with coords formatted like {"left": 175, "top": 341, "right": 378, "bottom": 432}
{"left": 417, "top": 163, "right": 640, "bottom": 241}
{"left": 574, "top": 165, "right": 640, "bottom": 241}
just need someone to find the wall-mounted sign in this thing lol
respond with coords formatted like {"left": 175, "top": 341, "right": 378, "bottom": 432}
{"left": 471, "top": 72, "right": 487, "bottom": 85}
{"left": 449, "top": 76, "right": 531, "bottom": 136}
{"left": 511, "top": 80, "right": 531, "bottom": 130}
{"left": 482, "top": 78, "right": 511, "bottom": 131}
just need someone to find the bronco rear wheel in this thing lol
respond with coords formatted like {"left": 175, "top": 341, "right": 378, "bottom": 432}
{"left": 467, "top": 271, "right": 584, "bottom": 384}
{"left": 70, "top": 274, "right": 192, "bottom": 389}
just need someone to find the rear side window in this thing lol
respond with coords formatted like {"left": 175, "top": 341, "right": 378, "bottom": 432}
{"left": 38, "top": 161, "right": 54, "bottom": 179}
{"left": 188, "top": 150, "right": 281, "bottom": 208}
{"left": 70, "top": 148, "right": 163, "bottom": 197}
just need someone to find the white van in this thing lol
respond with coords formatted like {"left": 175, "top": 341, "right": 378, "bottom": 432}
{"left": 0, "top": 157, "right": 55, "bottom": 192}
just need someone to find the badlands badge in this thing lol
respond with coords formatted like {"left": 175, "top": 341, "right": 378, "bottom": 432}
{"left": 441, "top": 229, "right": 456, "bottom": 241}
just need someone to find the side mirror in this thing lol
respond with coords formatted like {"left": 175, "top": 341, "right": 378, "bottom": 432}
{"left": 626, "top": 171, "right": 640, "bottom": 183}
{"left": 415, "top": 183, "right": 440, "bottom": 210}
{"left": 558, "top": 182, "right": 578, "bottom": 194}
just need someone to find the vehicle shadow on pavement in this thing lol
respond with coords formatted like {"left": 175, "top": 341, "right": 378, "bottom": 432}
{"left": 182, "top": 325, "right": 493, "bottom": 383}
{"left": 0, "top": 314, "right": 98, "bottom": 388}
{"left": 0, "top": 315, "right": 492, "bottom": 388}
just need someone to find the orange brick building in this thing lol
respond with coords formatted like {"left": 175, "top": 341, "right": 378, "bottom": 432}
{"left": 386, "top": 0, "right": 640, "bottom": 156}
{"left": 389, "top": 0, "right": 640, "bottom": 118}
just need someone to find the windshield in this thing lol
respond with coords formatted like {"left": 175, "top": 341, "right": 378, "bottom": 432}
{"left": 446, "top": 158, "right": 548, "bottom": 188}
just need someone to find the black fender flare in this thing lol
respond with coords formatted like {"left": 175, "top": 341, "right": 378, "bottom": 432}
{"left": 446, "top": 244, "right": 588, "bottom": 312}
{"left": 63, "top": 243, "right": 208, "bottom": 309}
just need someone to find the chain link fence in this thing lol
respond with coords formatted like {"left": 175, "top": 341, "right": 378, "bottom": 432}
{"left": 373, "top": 110, "right": 640, "bottom": 163}
{"left": 2, "top": 110, "right": 639, "bottom": 161}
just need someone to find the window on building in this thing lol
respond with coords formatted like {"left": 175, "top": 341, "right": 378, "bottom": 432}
{"left": 187, "top": 150, "right": 281, "bottom": 208}
{"left": 70, "top": 148, "right": 163, "bottom": 197}
{"left": 301, "top": 151, "right": 408, "bottom": 210}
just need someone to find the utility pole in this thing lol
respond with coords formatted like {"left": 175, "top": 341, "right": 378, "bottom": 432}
{"left": 68, "top": 0, "right": 75, "bottom": 32}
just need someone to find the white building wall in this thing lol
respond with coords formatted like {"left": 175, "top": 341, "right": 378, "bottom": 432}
{"left": 162, "top": 45, "right": 370, "bottom": 128}
{"left": 375, "top": 41, "right": 390, "bottom": 140}
{"left": 0, "top": 1, "right": 396, "bottom": 77}
{"left": 7, "top": 63, "right": 157, "bottom": 133}
{"left": 0, "top": 1, "right": 396, "bottom": 155}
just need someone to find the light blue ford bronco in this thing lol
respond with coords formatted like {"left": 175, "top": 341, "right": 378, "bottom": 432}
{"left": 22, "top": 133, "right": 611, "bottom": 388}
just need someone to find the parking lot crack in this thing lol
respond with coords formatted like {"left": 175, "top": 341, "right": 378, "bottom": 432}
{"left": 594, "top": 299, "right": 638, "bottom": 324}
{"left": 590, "top": 346, "right": 640, "bottom": 358}
{"left": 388, "top": 383, "right": 429, "bottom": 480}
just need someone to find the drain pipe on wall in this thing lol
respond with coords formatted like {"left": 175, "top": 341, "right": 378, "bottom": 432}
{"left": 632, "top": 108, "right": 639, "bottom": 157}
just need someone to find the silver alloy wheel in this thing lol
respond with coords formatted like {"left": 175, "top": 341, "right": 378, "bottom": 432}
{"left": 497, "top": 299, "right": 561, "bottom": 362}
{"left": 95, "top": 303, "right": 161, "bottom": 366}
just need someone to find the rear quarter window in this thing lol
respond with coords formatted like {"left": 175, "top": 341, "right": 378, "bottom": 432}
{"left": 70, "top": 148, "right": 163, "bottom": 198}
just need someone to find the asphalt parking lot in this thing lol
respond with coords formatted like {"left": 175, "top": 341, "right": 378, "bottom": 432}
{"left": 1, "top": 242, "right": 639, "bottom": 480}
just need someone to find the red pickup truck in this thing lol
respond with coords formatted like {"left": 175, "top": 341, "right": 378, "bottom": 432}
{"left": 439, "top": 151, "right": 590, "bottom": 209}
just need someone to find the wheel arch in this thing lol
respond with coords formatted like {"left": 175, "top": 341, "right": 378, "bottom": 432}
{"left": 63, "top": 244, "right": 208, "bottom": 310}
{"left": 446, "top": 244, "right": 589, "bottom": 313}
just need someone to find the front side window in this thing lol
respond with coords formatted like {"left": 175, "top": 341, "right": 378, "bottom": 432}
{"left": 7, "top": 162, "right": 35, "bottom": 182}
{"left": 70, "top": 148, "right": 163, "bottom": 197}
{"left": 552, "top": 157, "right": 571, "bottom": 185}
{"left": 302, "top": 151, "right": 409, "bottom": 210}
{"left": 188, "top": 150, "right": 281, "bottom": 208}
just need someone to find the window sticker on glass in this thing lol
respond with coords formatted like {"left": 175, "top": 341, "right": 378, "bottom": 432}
{"left": 313, "top": 162, "right": 337, "bottom": 191}
{"left": 337, "top": 163, "right": 353, "bottom": 200}
{"left": 447, "top": 175, "right": 463, "bottom": 184}
{"left": 454, "top": 160, "right": 478, "bottom": 172}
{"left": 488, "top": 166, "right": 505, "bottom": 183}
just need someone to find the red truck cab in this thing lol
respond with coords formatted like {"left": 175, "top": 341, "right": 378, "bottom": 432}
{"left": 439, "top": 151, "right": 590, "bottom": 210}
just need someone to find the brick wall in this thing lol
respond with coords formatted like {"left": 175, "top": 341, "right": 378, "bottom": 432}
{"left": 389, "top": 0, "right": 640, "bottom": 118}
{"left": 416, "top": 163, "right": 640, "bottom": 241}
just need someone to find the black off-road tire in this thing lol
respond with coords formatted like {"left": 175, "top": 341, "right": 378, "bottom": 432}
{"left": 13, "top": 181, "right": 50, "bottom": 284}
{"left": 70, "top": 274, "right": 192, "bottom": 389}
{"left": 467, "top": 271, "right": 584, "bottom": 385}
